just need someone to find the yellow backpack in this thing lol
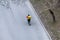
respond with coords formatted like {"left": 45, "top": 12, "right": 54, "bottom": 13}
{"left": 27, "top": 16, "right": 31, "bottom": 19}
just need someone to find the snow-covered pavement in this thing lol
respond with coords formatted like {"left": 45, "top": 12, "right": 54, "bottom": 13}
{"left": 0, "top": 0, "right": 51, "bottom": 40}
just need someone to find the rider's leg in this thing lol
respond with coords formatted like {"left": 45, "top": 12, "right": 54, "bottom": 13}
{"left": 28, "top": 19, "right": 30, "bottom": 25}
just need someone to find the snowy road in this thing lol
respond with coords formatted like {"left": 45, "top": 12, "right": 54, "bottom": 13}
{"left": 0, "top": 0, "right": 51, "bottom": 40}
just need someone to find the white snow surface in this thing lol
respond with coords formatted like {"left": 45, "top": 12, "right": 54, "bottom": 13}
{"left": 0, "top": 0, "right": 51, "bottom": 40}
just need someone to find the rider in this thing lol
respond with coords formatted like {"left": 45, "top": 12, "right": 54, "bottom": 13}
{"left": 26, "top": 14, "right": 31, "bottom": 25}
